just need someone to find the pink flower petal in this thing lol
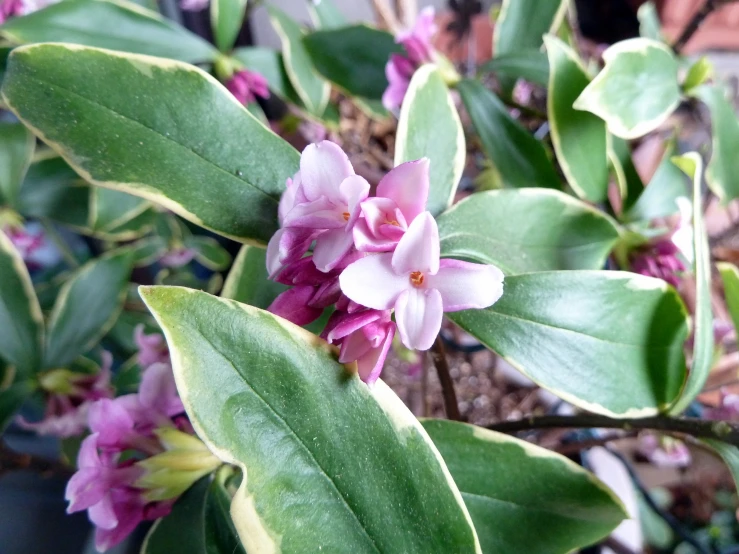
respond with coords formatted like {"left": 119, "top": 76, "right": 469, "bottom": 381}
{"left": 356, "top": 322, "right": 395, "bottom": 385}
{"left": 428, "top": 259, "right": 504, "bottom": 311}
{"left": 339, "top": 175, "right": 370, "bottom": 227}
{"left": 279, "top": 173, "right": 301, "bottom": 224}
{"left": 299, "top": 141, "right": 354, "bottom": 203}
{"left": 395, "top": 287, "right": 443, "bottom": 351}
{"left": 268, "top": 286, "right": 323, "bottom": 326}
{"left": 340, "top": 253, "right": 408, "bottom": 310}
{"left": 313, "top": 228, "right": 355, "bottom": 272}
{"left": 325, "top": 310, "right": 383, "bottom": 344}
{"left": 266, "top": 227, "right": 317, "bottom": 278}
{"left": 392, "top": 211, "right": 439, "bottom": 275}
{"left": 353, "top": 218, "right": 400, "bottom": 253}
{"left": 88, "top": 398, "right": 135, "bottom": 449}
{"left": 282, "top": 196, "right": 346, "bottom": 229}
{"left": 377, "top": 159, "right": 430, "bottom": 224}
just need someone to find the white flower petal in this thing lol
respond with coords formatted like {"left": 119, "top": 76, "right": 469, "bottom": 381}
{"left": 395, "top": 287, "right": 443, "bottom": 351}
{"left": 339, "top": 253, "right": 407, "bottom": 309}
{"left": 392, "top": 211, "right": 439, "bottom": 275}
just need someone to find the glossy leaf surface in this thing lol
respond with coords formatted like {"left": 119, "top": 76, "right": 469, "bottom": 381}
{"left": 396, "top": 65, "right": 465, "bottom": 215}
{"left": 448, "top": 271, "right": 689, "bottom": 417}
{"left": 422, "top": 420, "right": 626, "bottom": 554}
{"left": 0, "top": 0, "right": 218, "bottom": 62}
{"left": 436, "top": 189, "right": 620, "bottom": 274}
{"left": 141, "top": 286, "right": 480, "bottom": 554}
{"left": 2, "top": 44, "right": 300, "bottom": 245}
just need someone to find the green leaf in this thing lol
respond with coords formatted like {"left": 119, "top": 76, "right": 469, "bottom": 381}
{"left": 143, "top": 475, "right": 246, "bottom": 554}
{"left": 0, "top": 45, "right": 11, "bottom": 85}
{"left": 457, "top": 79, "right": 560, "bottom": 189}
{"left": 2, "top": 43, "right": 300, "bottom": 245}
{"left": 478, "top": 50, "right": 549, "bottom": 87}
{"left": 682, "top": 57, "right": 712, "bottom": 94}
{"left": 204, "top": 472, "right": 247, "bottom": 554}
{"left": 637, "top": 2, "right": 664, "bottom": 41}
{"left": 90, "top": 187, "right": 149, "bottom": 233}
{"left": 623, "top": 138, "right": 687, "bottom": 222}
{"left": 0, "top": 230, "right": 43, "bottom": 376}
{"left": 140, "top": 286, "right": 481, "bottom": 553}
{"left": 185, "top": 236, "right": 232, "bottom": 271}
{"left": 303, "top": 25, "right": 400, "bottom": 101}
{"left": 307, "top": 0, "right": 346, "bottom": 29}
{"left": 493, "top": 0, "right": 565, "bottom": 91}
{"left": 718, "top": 262, "right": 739, "bottom": 337}
{"left": 211, "top": 0, "right": 247, "bottom": 52}
{"left": 395, "top": 65, "right": 465, "bottom": 215}
{"left": 545, "top": 36, "right": 608, "bottom": 203}
{"left": 44, "top": 249, "right": 134, "bottom": 368}
{"left": 221, "top": 245, "right": 286, "bottom": 309}
{"left": 574, "top": 39, "right": 680, "bottom": 140}
{"left": 448, "top": 270, "right": 689, "bottom": 417}
{"left": 231, "top": 47, "right": 302, "bottom": 105}
{"left": 0, "top": 121, "right": 34, "bottom": 208}
{"left": 608, "top": 134, "right": 645, "bottom": 212}
{"left": 670, "top": 153, "right": 712, "bottom": 414}
{"left": 0, "top": 0, "right": 218, "bottom": 63}
{"left": 702, "top": 440, "right": 739, "bottom": 493}
{"left": 422, "top": 419, "right": 626, "bottom": 554}
{"left": 17, "top": 157, "right": 89, "bottom": 229}
{"left": 268, "top": 6, "right": 329, "bottom": 116}
{"left": 436, "top": 189, "right": 620, "bottom": 274}
{"left": 0, "top": 380, "right": 34, "bottom": 434}
{"left": 692, "top": 85, "right": 739, "bottom": 203}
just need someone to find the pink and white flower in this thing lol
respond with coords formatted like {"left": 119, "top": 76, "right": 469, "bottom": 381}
{"left": 267, "top": 141, "right": 370, "bottom": 274}
{"left": 353, "top": 159, "right": 429, "bottom": 252}
{"left": 340, "top": 212, "right": 504, "bottom": 350}
{"left": 266, "top": 140, "right": 504, "bottom": 382}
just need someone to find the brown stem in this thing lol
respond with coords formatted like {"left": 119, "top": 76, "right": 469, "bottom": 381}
{"left": 487, "top": 414, "right": 739, "bottom": 446}
{"left": 0, "top": 441, "right": 74, "bottom": 478}
{"left": 672, "top": 0, "right": 737, "bottom": 53}
{"left": 553, "top": 432, "right": 637, "bottom": 455}
{"left": 429, "top": 337, "right": 462, "bottom": 421}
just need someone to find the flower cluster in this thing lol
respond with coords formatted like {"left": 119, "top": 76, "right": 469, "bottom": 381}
{"left": 18, "top": 353, "right": 114, "bottom": 438}
{"left": 383, "top": 7, "right": 437, "bottom": 112}
{"left": 65, "top": 327, "right": 219, "bottom": 552}
{"left": 225, "top": 68, "right": 270, "bottom": 107}
{"left": 267, "top": 140, "right": 504, "bottom": 384}
{"left": 630, "top": 237, "right": 686, "bottom": 288}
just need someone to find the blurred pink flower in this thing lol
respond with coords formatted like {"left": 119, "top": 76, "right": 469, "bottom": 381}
{"left": 226, "top": 69, "right": 270, "bottom": 106}
{"left": 179, "top": 0, "right": 207, "bottom": 11}
{"left": 383, "top": 7, "right": 437, "bottom": 111}
{"left": 704, "top": 387, "right": 739, "bottom": 420}
{"left": 638, "top": 434, "right": 691, "bottom": 468}
{"left": 630, "top": 238, "right": 685, "bottom": 287}
{"left": 135, "top": 325, "right": 170, "bottom": 369}
{"left": 18, "top": 353, "right": 114, "bottom": 438}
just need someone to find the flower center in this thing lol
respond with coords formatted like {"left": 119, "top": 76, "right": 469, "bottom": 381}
{"left": 342, "top": 212, "right": 350, "bottom": 221}
{"left": 409, "top": 271, "right": 425, "bottom": 287}
{"left": 385, "top": 219, "right": 400, "bottom": 226}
